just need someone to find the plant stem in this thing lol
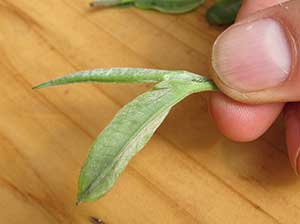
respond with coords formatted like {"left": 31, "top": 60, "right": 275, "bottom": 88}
{"left": 90, "top": 0, "right": 134, "bottom": 7}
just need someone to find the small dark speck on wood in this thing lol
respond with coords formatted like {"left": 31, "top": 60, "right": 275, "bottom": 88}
{"left": 90, "top": 216, "right": 105, "bottom": 224}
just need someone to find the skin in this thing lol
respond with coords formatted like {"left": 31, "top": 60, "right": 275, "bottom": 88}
{"left": 209, "top": 0, "right": 300, "bottom": 173}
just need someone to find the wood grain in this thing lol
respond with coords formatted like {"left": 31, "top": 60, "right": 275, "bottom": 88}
{"left": 0, "top": 0, "right": 299, "bottom": 223}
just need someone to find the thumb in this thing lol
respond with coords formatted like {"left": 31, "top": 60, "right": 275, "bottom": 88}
{"left": 211, "top": 0, "right": 300, "bottom": 104}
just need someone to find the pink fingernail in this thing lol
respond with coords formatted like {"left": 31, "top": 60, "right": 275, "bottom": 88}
{"left": 212, "top": 18, "right": 292, "bottom": 91}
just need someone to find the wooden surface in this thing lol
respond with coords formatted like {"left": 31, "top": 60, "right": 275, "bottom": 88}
{"left": 0, "top": 0, "right": 299, "bottom": 223}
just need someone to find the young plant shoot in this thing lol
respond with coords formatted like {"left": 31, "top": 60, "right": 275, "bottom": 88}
{"left": 33, "top": 68, "right": 217, "bottom": 203}
{"left": 90, "top": 0, "right": 206, "bottom": 13}
{"left": 89, "top": 0, "right": 242, "bottom": 25}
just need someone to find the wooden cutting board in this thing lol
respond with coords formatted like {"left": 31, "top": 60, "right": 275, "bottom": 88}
{"left": 0, "top": 0, "right": 299, "bottom": 223}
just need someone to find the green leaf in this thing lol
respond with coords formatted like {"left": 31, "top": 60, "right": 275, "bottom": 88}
{"left": 32, "top": 68, "right": 209, "bottom": 89}
{"left": 206, "top": 0, "right": 242, "bottom": 25}
{"left": 134, "top": 0, "right": 205, "bottom": 14}
{"left": 77, "top": 79, "right": 216, "bottom": 202}
{"left": 90, "top": 0, "right": 205, "bottom": 14}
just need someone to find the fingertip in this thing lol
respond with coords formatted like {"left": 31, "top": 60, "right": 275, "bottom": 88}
{"left": 209, "top": 93, "right": 284, "bottom": 142}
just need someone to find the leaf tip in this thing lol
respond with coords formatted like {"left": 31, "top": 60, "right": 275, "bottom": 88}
{"left": 76, "top": 189, "right": 91, "bottom": 205}
{"left": 32, "top": 82, "right": 51, "bottom": 90}
{"left": 76, "top": 194, "right": 85, "bottom": 205}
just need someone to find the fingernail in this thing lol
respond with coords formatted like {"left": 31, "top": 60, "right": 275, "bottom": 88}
{"left": 285, "top": 105, "right": 300, "bottom": 175}
{"left": 212, "top": 18, "right": 292, "bottom": 91}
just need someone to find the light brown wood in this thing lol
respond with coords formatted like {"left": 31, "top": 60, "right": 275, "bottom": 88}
{"left": 0, "top": 0, "right": 299, "bottom": 223}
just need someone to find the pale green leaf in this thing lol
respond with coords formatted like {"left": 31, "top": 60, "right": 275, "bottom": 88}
{"left": 33, "top": 68, "right": 209, "bottom": 89}
{"left": 77, "top": 79, "right": 216, "bottom": 202}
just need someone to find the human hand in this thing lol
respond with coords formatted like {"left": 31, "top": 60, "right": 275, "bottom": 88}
{"left": 209, "top": 0, "right": 300, "bottom": 173}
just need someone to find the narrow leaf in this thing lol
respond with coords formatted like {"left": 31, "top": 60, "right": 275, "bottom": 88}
{"left": 32, "top": 68, "right": 209, "bottom": 89}
{"left": 90, "top": 0, "right": 205, "bottom": 14}
{"left": 77, "top": 80, "right": 216, "bottom": 202}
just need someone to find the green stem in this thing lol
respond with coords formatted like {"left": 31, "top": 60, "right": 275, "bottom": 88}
{"left": 90, "top": 0, "right": 134, "bottom": 7}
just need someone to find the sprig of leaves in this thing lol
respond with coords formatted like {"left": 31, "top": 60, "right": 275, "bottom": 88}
{"left": 90, "top": 0, "right": 206, "bottom": 14}
{"left": 33, "top": 68, "right": 217, "bottom": 203}
{"left": 88, "top": 0, "right": 242, "bottom": 25}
